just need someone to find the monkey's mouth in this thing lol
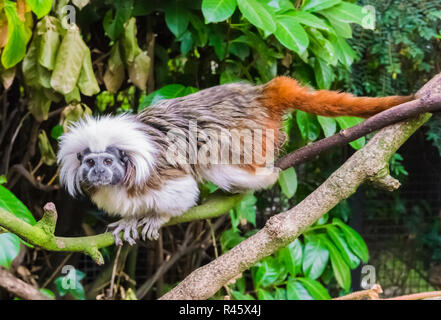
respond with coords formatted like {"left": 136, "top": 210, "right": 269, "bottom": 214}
{"left": 87, "top": 176, "right": 113, "bottom": 186}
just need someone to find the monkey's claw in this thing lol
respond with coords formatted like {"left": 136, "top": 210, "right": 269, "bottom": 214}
{"left": 107, "top": 218, "right": 139, "bottom": 246}
{"left": 138, "top": 216, "right": 166, "bottom": 241}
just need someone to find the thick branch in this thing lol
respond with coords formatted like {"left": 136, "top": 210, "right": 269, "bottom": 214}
{"left": 0, "top": 266, "right": 52, "bottom": 300}
{"left": 0, "top": 193, "right": 244, "bottom": 265}
{"left": 160, "top": 113, "right": 430, "bottom": 300}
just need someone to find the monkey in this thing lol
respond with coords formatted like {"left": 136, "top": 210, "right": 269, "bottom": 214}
{"left": 57, "top": 76, "right": 413, "bottom": 245}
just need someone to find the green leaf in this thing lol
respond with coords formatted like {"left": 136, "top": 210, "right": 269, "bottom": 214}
{"left": 121, "top": 17, "right": 141, "bottom": 64}
{"left": 286, "top": 279, "right": 313, "bottom": 300}
{"left": 278, "top": 167, "right": 297, "bottom": 199}
{"left": 329, "top": 34, "right": 357, "bottom": 66}
{"left": 202, "top": 0, "right": 237, "bottom": 23}
{"left": 50, "top": 28, "right": 88, "bottom": 95}
{"left": 139, "top": 84, "right": 198, "bottom": 110}
{"left": 274, "top": 15, "right": 309, "bottom": 54}
{"left": 302, "top": 236, "right": 329, "bottom": 279}
{"left": 302, "top": 0, "right": 341, "bottom": 12}
{"left": 0, "top": 185, "right": 36, "bottom": 225}
{"left": 257, "top": 288, "right": 274, "bottom": 300}
{"left": 278, "top": 239, "right": 302, "bottom": 277}
{"left": 0, "top": 233, "right": 21, "bottom": 269}
{"left": 39, "top": 288, "right": 56, "bottom": 299}
{"left": 254, "top": 257, "right": 286, "bottom": 288}
{"left": 296, "top": 110, "right": 320, "bottom": 141}
{"left": 322, "top": 13, "right": 352, "bottom": 38}
{"left": 54, "top": 269, "right": 86, "bottom": 300}
{"left": 320, "top": 2, "right": 364, "bottom": 25}
{"left": 324, "top": 235, "right": 351, "bottom": 292}
{"left": 273, "top": 287, "right": 287, "bottom": 300}
{"left": 2, "top": 0, "right": 31, "bottom": 68}
{"left": 313, "top": 57, "right": 334, "bottom": 89}
{"left": 230, "top": 290, "right": 255, "bottom": 300}
{"left": 335, "top": 116, "right": 365, "bottom": 150}
{"left": 220, "top": 229, "right": 245, "bottom": 252}
{"left": 164, "top": 3, "right": 190, "bottom": 37}
{"left": 237, "top": 0, "right": 276, "bottom": 33}
{"left": 235, "top": 193, "right": 257, "bottom": 226}
{"left": 78, "top": 49, "right": 100, "bottom": 96}
{"left": 327, "top": 225, "right": 360, "bottom": 269}
{"left": 26, "top": 0, "right": 53, "bottom": 19}
{"left": 317, "top": 116, "right": 336, "bottom": 137}
{"left": 28, "top": 87, "right": 52, "bottom": 121}
{"left": 0, "top": 175, "right": 6, "bottom": 185}
{"left": 102, "top": 0, "right": 134, "bottom": 41}
{"left": 296, "top": 277, "right": 331, "bottom": 300}
{"left": 285, "top": 10, "right": 329, "bottom": 30}
{"left": 51, "top": 124, "right": 64, "bottom": 140}
{"left": 37, "top": 16, "right": 61, "bottom": 70}
{"left": 333, "top": 218, "right": 369, "bottom": 263}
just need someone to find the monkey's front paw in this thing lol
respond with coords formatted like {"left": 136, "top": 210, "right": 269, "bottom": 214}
{"left": 138, "top": 216, "right": 167, "bottom": 241}
{"left": 107, "top": 218, "right": 139, "bottom": 246}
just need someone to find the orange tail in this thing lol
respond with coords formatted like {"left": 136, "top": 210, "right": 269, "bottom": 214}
{"left": 261, "top": 76, "right": 414, "bottom": 118}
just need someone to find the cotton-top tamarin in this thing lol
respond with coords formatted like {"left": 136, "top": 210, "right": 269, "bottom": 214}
{"left": 57, "top": 77, "right": 413, "bottom": 245}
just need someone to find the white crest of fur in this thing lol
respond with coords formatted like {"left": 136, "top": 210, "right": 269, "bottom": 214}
{"left": 57, "top": 114, "right": 157, "bottom": 196}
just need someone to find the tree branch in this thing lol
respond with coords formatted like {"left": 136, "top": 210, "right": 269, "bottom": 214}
{"left": 0, "top": 194, "right": 244, "bottom": 265}
{"left": 0, "top": 266, "right": 52, "bottom": 300}
{"left": 160, "top": 113, "right": 431, "bottom": 300}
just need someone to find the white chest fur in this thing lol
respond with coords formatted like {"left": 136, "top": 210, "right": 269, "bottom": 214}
{"left": 91, "top": 174, "right": 200, "bottom": 219}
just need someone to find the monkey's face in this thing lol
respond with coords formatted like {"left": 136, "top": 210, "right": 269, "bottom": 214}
{"left": 77, "top": 146, "right": 127, "bottom": 188}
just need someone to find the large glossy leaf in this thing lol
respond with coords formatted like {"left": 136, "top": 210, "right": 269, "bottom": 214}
{"left": 322, "top": 234, "right": 351, "bottom": 291}
{"left": 230, "top": 290, "right": 255, "bottom": 300}
{"left": 335, "top": 116, "right": 365, "bottom": 150}
{"left": 1, "top": 0, "right": 31, "bottom": 68}
{"left": 26, "top": 0, "right": 53, "bottom": 19}
{"left": 0, "top": 233, "right": 21, "bottom": 269}
{"left": 333, "top": 218, "right": 369, "bottom": 263}
{"left": 317, "top": 115, "right": 337, "bottom": 137}
{"left": 327, "top": 225, "right": 360, "bottom": 269}
{"left": 278, "top": 239, "right": 302, "bottom": 277}
{"left": 257, "top": 288, "right": 274, "bottom": 300}
{"left": 254, "top": 258, "right": 284, "bottom": 288}
{"left": 202, "top": 0, "right": 237, "bottom": 23}
{"left": 237, "top": 0, "right": 276, "bottom": 34}
{"left": 302, "top": 236, "right": 329, "bottom": 279}
{"left": 274, "top": 15, "right": 309, "bottom": 54}
{"left": 235, "top": 193, "right": 257, "bottom": 226}
{"left": 50, "top": 28, "right": 87, "bottom": 94}
{"left": 329, "top": 34, "right": 357, "bottom": 66}
{"left": 313, "top": 57, "right": 334, "bottom": 89}
{"left": 285, "top": 10, "right": 329, "bottom": 30}
{"left": 296, "top": 110, "right": 320, "bottom": 141}
{"left": 278, "top": 167, "right": 297, "bottom": 199}
{"left": 164, "top": 3, "right": 190, "bottom": 37}
{"left": 303, "top": 0, "right": 341, "bottom": 12}
{"left": 320, "top": 2, "right": 364, "bottom": 25}
{"left": 296, "top": 277, "right": 331, "bottom": 300}
{"left": 286, "top": 279, "right": 313, "bottom": 300}
{"left": 0, "top": 185, "right": 36, "bottom": 225}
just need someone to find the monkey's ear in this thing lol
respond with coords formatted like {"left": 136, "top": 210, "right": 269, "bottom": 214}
{"left": 120, "top": 150, "right": 129, "bottom": 163}
{"left": 77, "top": 152, "right": 83, "bottom": 162}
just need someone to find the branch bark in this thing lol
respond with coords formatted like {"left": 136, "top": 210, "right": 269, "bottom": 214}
{"left": 160, "top": 113, "right": 431, "bottom": 300}
{"left": 0, "top": 266, "right": 52, "bottom": 300}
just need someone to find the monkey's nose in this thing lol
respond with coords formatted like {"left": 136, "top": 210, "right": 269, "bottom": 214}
{"left": 92, "top": 167, "right": 106, "bottom": 175}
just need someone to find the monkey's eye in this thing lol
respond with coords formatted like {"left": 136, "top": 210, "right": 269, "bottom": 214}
{"left": 86, "top": 159, "right": 95, "bottom": 167}
{"left": 104, "top": 158, "right": 113, "bottom": 166}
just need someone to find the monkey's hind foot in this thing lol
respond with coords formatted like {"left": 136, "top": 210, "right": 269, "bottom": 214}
{"left": 138, "top": 216, "right": 168, "bottom": 241}
{"left": 107, "top": 218, "right": 139, "bottom": 246}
